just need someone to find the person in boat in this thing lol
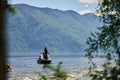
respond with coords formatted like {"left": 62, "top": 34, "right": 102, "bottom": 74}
{"left": 39, "top": 47, "right": 51, "bottom": 60}
{"left": 43, "top": 47, "right": 49, "bottom": 59}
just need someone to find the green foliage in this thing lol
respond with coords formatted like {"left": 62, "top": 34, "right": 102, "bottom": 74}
{"left": 39, "top": 75, "right": 48, "bottom": 80}
{"left": 88, "top": 62, "right": 120, "bottom": 80}
{"left": 2, "top": 0, "right": 17, "bottom": 14}
{"left": 7, "top": 4, "right": 17, "bottom": 14}
{"left": 42, "top": 62, "right": 68, "bottom": 80}
{"left": 85, "top": 0, "right": 120, "bottom": 80}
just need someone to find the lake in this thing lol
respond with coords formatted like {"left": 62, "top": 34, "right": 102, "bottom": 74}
{"left": 7, "top": 54, "right": 105, "bottom": 80}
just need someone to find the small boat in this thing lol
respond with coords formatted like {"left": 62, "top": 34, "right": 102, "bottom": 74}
{"left": 37, "top": 53, "right": 52, "bottom": 64}
{"left": 37, "top": 47, "right": 52, "bottom": 64}
{"left": 37, "top": 59, "right": 51, "bottom": 64}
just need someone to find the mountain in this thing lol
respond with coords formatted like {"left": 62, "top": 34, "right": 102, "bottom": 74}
{"left": 7, "top": 4, "right": 102, "bottom": 55}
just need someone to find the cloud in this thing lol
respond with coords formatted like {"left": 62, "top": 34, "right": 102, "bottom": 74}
{"left": 78, "top": 10, "right": 93, "bottom": 15}
{"left": 78, "top": 0, "right": 98, "bottom": 4}
{"left": 85, "top": 4, "right": 89, "bottom": 8}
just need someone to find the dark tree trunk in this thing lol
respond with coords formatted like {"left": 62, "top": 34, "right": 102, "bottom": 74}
{"left": 0, "top": 0, "right": 7, "bottom": 80}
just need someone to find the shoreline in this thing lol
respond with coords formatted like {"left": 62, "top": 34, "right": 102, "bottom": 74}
{"left": 67, "top": 67, "right": 104, "bottom": 80}
{"left": 8, "top": 67, "right": 103, "bottom": 80}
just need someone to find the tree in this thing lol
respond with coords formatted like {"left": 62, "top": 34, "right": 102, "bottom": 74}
{"left": 0, "top": 0, "right": 8, "bottom": 80}
{"left": 0, "top": 0, "right": 16, "bottom": 79}
{"left": 41, "top": 62, "right": 68, "bottom": 80}
{"left": 85, "top": 0, "right": 120, "bottom": 80}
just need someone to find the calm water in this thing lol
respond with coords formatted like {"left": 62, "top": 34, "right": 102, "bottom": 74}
{"left": 7, "top": 54, "right": 105, "bottom": 79}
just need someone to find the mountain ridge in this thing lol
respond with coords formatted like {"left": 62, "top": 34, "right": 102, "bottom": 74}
{"left": 7, "top": 4, "right": 101, "bottom": 55}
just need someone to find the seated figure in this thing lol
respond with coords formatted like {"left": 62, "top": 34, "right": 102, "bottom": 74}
{"left": 43, "top": 47, "right": 48, "bottom": 59}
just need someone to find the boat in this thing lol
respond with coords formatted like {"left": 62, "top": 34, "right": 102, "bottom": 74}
{"left": 37, "top": 47, "right": 52, "bottom": 64}
{"left": 37, "top": 53, "right": 52, "bottom": 64}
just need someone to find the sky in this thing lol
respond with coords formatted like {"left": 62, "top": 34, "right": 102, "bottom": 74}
{"left": 9, "top": 0, "right": 98, "bottom": 15}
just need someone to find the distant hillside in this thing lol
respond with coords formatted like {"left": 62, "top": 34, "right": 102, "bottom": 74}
{"left": 7, "top": 4, "right": 102, "bottom": 55}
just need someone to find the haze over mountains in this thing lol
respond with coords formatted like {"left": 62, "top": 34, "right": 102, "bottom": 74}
{"left": 7, "top": 4, "right": 102, "bottom": 55}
